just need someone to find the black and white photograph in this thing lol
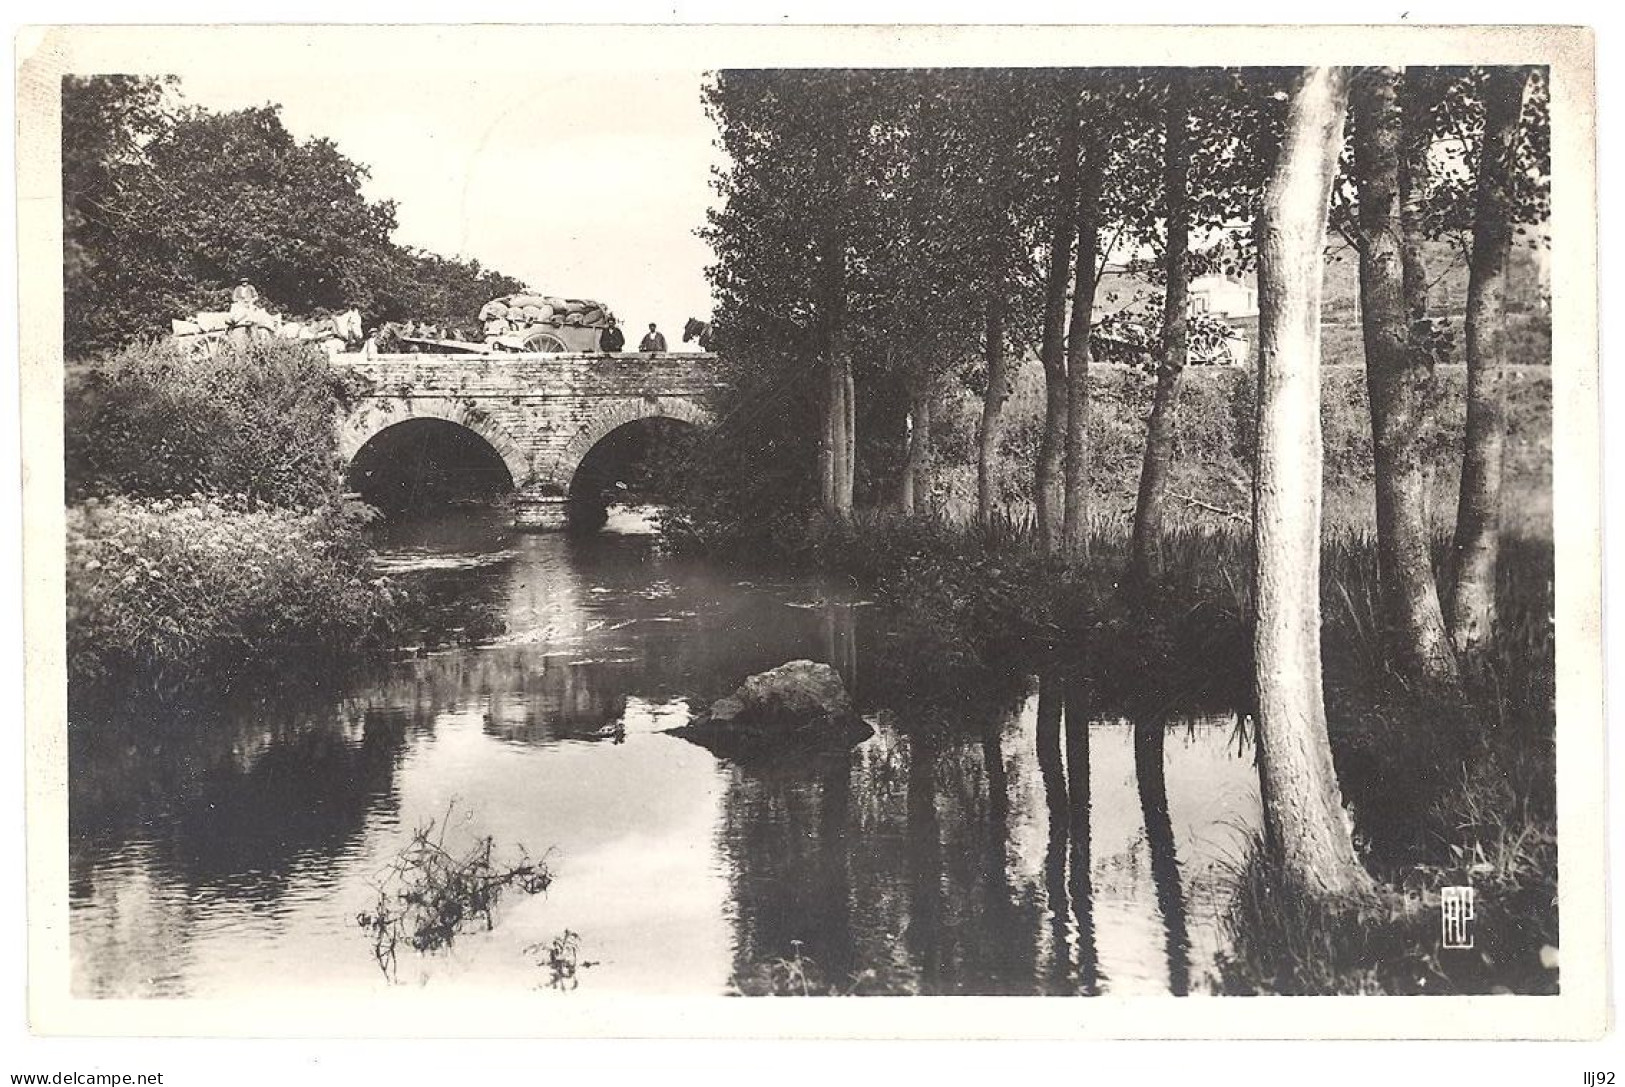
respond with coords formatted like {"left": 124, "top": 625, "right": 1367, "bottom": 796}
{"left": 15, "top": 21, "right": 1606, "bottom": 1050}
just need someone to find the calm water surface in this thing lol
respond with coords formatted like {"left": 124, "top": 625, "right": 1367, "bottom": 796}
{"left": 69, "top": 507, "right": 1262, "bottom": 997}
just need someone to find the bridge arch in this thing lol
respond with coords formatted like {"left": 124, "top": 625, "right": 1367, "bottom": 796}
{"left": 543, "top": 396, "right": 712, "bottom": 495}
{"left": 337, "top": 398, "right": 531, "bottom": 486}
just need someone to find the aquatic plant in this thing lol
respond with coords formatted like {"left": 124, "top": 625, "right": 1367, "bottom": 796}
{"left": 526, "top": 930, "right": 598, "bottom": 991}
{"left": 356, "top": 806, "right": 553, "bottom": 982}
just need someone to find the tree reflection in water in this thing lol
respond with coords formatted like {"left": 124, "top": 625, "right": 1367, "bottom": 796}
{"left": 1064, "top": 673, "right": 1101, "bottom": 996}
{"left": 1134, "top": 712, "right": 1192, "bottom": 995}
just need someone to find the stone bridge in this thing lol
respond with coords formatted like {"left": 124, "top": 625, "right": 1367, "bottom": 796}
{"left": 332, "top": 351, "right": 721, "bottom": 528}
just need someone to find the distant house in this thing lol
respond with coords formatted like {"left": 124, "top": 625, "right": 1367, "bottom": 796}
{"left": 1188, "top": 272, "right": 1258, "bottom": 320}
{"left": 1093, "top": 263, "right": 1256, "bottom": 365}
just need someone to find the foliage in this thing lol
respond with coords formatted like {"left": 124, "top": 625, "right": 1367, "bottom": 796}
{"left": 1329, "top": 66, "right": 1552, "bottom": 258}
{"left": 356, "top": 806, "right": 553, "bottom": 982}
{"left": 65, "top": 494, "right": 400, "bottom": 701}
{"left": 66, "top": 337, "right": 360, "bottom": 508}
{"left": 526, "top": 930, "right": 599, "bottom": 991}
{"left": 731, "top": 942, "right": 922, "bottom": 996}
{"left": 61, "top": 76, "right": 529, "bottom": 356}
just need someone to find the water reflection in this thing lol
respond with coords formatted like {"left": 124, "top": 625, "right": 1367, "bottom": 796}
{"left": 70, "top": 507, "right": 1264, "bottom": 997}
{"left": 1135, "top": 713, "right": 1191, "bottom": 996}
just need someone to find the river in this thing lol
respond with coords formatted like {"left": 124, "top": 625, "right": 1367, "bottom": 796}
{"left": 68, "top": 506, "right": 1263, "bottom": 998}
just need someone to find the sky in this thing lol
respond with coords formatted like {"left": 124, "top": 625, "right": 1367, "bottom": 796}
{"left": 173, "top": 63, "right": 724, "bottom": 348}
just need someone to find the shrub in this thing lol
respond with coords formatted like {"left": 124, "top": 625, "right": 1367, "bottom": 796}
{"left": 66, "top": 493, "right": 399, "bottom": 702}
{"left": 65, "top": 337, "right": 363, "bottom": 508}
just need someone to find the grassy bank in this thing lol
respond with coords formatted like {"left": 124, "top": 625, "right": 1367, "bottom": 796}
{"left": 65, "top": 339, "right": 400, "bottom": 711}
{"left": 66, "top": 494, "right": 400, "bottom": 709}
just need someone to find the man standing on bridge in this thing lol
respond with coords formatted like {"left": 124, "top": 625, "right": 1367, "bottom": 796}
{"left": 600, "top": 317, "right": 626, "bottom": 353}
{"left": 639, "top": 323, "right": 667, "bottom": 353}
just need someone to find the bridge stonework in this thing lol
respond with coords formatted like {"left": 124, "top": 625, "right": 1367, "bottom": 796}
{"left": 332, "top": 352, "right": 721, "bottom": 529}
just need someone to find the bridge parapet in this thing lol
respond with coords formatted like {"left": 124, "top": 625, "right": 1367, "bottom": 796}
{"left": 333, "top": 351, "right": 721, "bottom": 399}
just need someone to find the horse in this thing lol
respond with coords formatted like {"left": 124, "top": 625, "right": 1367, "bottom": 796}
{"left": 682, "top": 317, "right": 712, "bottom": 351}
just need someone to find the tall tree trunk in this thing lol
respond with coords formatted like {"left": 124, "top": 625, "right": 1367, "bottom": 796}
{"left": 902, "top": 388, "right": 932, "bottom": 517}
{"left": 820, "top": 363, "right": 837, "bottom": 516}
{"left": 1128, "top": 81, "right": 1193, "bottom": 589}
{"left": 1448, "top": 66, "right": 1533, "bottom": 654}
{"left": 1399, "top": 73, "right": 1439, "bottom": 525}
{"left": 824, "top": 340, "right": 854, "bottom": 521}
{"left": 845, "top": 357, "right": 858, "bottom": 506}
{"left": 976, "top": 295, "right": 1009, "bottom": 525}
{"left": 898, "top": 400, "right": 916, "bottom": 516}
{"left": 1036, "top": 98, "right": 1081, "bottom": 555}
{"left": 1350, "top": 67, "right": 1460, "bottom": 686}
{"left": 839, "top": 360, "right": 856, "bottom": 517}
{"left": 1253, "top": 66, "right": 1373, "bottom": 898}
{"left": 1062, "top": 143, "right": 1106, "bottom": 558}
{"left": 818, "top": 218, "right": 854, "bottom": 522}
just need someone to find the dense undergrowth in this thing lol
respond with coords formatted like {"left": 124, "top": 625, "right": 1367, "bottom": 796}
{"left": 65, "top": 339, "right": 401, "bottom": 712}
{"left": 66, "top": 494, "right": 400, "bottom": 707}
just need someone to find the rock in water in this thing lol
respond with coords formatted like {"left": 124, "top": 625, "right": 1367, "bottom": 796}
{"left": 668, "top": 660, "right": 872, "bottom": 762}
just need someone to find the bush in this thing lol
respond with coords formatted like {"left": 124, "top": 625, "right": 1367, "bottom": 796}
{"left": 65, "top": 337, "right": 363, "bottom": 508}
{"left": 66, "top": 493, "right": 399, "bottom": 702}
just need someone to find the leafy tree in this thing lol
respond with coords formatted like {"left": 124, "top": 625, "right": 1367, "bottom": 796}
{"left": 1125, "top": 68, "right": 1288, "bottom": 587}
{"left": 61, "top": 76, "right": 531, "bottom": 357}
{"left": 62, "top": 75, "right": 175, "bottom": 356}
{"left": 1347, "top": 67, "right": 1461, "bottom": 686}
{"left": 374, "top": 247, "right": 526, "bottom": 332}
{"left": 136, "top": 105, "right": 400, "bottom": 320}
{"left": 1033, "top": 76, "right": 1081, "bottom": 554}
{"left": 1448, "top": 65, "right": 1545, "bottom": 655}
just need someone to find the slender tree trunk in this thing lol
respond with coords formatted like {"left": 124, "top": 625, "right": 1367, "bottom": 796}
{"left": 839, "top": 360, "right": 856, "bottom": 516}
{"left": 1253, "top": 66, "right": 1373, "bottom": 899}
{"left": 902, "top": 388, "right": 932, "bottom": 517}
{"left": 1350, "top": 67, "right": 1460, "bottom": 686}
{"left": 976, "top": 295, "right": 1009, "bottom": 525}
{"left": 1037, "top": 98, "right": 1081, "bottom": 555}
{"left": 1399, "top": 73, "right": 1439, "bottom": 526}
{"left": 1128, "top": 82, "right": 1193, "bottom": 589}
{"left": 818, "top": 218, "right": 855, "bottom": 522}
{"left": 1448, "top": 66, "right": 1533, "bottom": 655}
{"left": 826, "top": 333, "right": 854, "bottom": 521}
{"left": 898, "top": 401, "right": 916, "bottom": 516}
{"left": 820, "top": 360, "right": 838, "bottom": 516}
{"left": 1062, "top": 143, "right": 1106, "bottom": 558}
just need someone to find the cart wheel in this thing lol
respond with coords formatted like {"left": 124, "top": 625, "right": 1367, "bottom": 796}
{"left": 523, "top": 330, "right": 569, "bottom": 353}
